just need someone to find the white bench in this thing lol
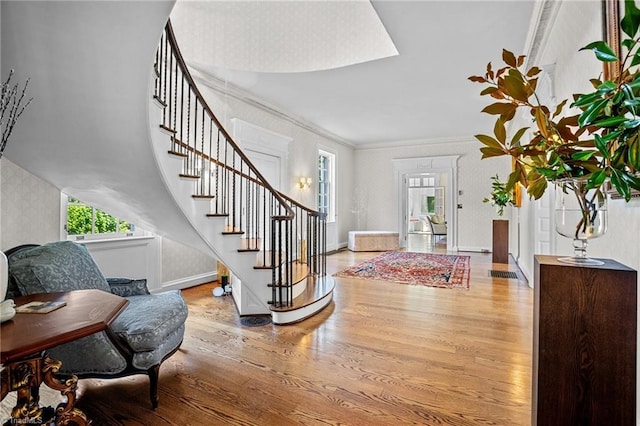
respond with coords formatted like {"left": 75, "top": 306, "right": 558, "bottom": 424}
{"left": 348, "top": 231, "right": 399, "bottom": 252}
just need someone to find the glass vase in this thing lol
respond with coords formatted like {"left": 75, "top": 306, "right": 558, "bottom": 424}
{"left": 555, "top": 178, "right": 608, "bottom": 265}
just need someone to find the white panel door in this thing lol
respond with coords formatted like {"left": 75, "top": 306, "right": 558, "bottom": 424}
{"left": 534, "top": 190, "right": 554, "bottom": 254}
{"left": 246, "top": 149, "right": 281, "bottom": 190}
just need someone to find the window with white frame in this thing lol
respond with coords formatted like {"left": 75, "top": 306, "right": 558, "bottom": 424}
{"left": 64, "top": 195, "right": 138, "bottom": 239}
{"left": 318, "top": 150, "right": 336, "bottom": 222}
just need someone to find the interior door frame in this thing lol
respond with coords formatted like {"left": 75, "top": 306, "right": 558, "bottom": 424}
{"left": 393, "top": 156, "right": 459, "bottom": 251}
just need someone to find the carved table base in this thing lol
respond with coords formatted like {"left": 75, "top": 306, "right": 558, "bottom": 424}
{"left": 1, "top": 352, "right": 90, "bottom": 426}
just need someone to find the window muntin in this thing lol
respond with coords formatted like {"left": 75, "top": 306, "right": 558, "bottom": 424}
{"left": 318, "top": 150, "right": 336, "bottom": 222}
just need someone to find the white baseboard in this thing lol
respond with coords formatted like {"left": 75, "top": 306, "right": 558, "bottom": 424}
{"left": 516, "top": 258, "right": 533, "bottom": 287}
{"left": 457, "top": 246, "right": 492, "bottom": 253}
{"left": 159, "top": 271, "right": 216, "bottom": 292}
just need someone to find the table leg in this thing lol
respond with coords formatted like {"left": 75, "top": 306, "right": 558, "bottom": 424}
{"left": 1, "top": 353, "right": 89, "bottom": 426}
{"left": 41, "top": 355, "right": 89, "bottom": 426}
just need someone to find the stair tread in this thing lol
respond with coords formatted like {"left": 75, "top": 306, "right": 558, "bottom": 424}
{"left": 270, "top": 275, "right": 335, "bottom": 313}
{"left": 159, "top": 124, "right": 176, "bottom": 134}
{"left": 168, "top": 150, "right": 187, "bottom": 158}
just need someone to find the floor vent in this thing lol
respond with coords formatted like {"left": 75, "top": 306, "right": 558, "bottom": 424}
{"left": 240, "top": 316, "right": 272, "bottom": 327}
{"left": 489, "top": 270, "right": 519, "bottom": 279}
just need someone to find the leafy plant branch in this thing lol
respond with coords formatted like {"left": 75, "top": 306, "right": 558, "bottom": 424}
{"left": 469, "top": 0, "right": 640, "bottom": 203}
{"left": 1, "top": 69, "right": 33, "bottom": 159}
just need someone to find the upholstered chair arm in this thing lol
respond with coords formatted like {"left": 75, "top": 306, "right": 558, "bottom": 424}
{"left": 106, "top": 278, "right": 150, "bottom": 297}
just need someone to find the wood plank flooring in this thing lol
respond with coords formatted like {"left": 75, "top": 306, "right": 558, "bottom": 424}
{"left": 2, "top": 248, "right": 533, "bottom": 425}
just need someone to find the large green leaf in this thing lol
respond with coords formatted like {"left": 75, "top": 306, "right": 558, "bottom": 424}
{"left": 595, "top": 134, "right": 610, "bottom": 158}
{"left": 572, "top": 92, "right": 602, "bottom": 108}
{"left": 599, "top": 129, "right": 623, "bottom": 143}
{"left": 611, "top": 169, "right": 631, "bottom": 200}
{"left": 571, "top": 150, "right": 596, "bottom": 161}
{"left": 593, "top": 116, "right": 629, "bottom": 127}
{"left": 622, "top": 0, "right": 640, "bottom": 38}
{"left": 578, "top": 98, "right": 610, "bottom": 127}
{"left": 579, "top": 41, "right": 619, "bottom": 62}
{"left": 622, "top": 119, "right": 640, "bottom": 129}
{"left": 622, "top": 99, "right": 640, "bottom": 108}
{"left": 588, "top": 170, "right": 607, "bottom": 188}
{"left": 623, "top": 171, "right": 640, "bottom": 191}
{"left": 596, "top": 80, "right": 618, "bottom": 94}
{"left": 629, "top": 135, "right": 640, "bottom": 169}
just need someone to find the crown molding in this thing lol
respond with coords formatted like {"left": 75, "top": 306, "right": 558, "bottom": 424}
{"left": 523, "top": 0, "right": 563, "bottom": 68}
{"left": 355, "top": 136, "right": 477, "bottom": 151}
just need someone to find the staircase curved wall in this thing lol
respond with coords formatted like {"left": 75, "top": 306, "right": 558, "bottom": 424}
{"left": 0, "top": 1, "right": 212, "bottom": 255}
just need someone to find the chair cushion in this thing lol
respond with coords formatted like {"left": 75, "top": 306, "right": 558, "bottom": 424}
{"left": 111, "top": 290, "right": 188, "bottom": 352}
{"left": 107, "top": 278, "right": 150, "bottom": 297}
{"left": 8, "top": 241, "right": 111, "bottom": 295}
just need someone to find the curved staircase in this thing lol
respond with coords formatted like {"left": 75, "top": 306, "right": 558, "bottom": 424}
{"left": 151, "top": 22, "right": 334, "bottom": 324}
{"left": 2, "top": 2, "right": 334, "bottom": 324}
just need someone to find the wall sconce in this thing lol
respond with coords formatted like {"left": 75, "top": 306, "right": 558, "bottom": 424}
{"left": 298, "top": 176, "right": 312, "bottom": 190}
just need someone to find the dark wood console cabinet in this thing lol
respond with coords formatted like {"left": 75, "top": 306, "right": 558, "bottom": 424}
{"left": 492, "top": 219, "right": 509, "bottom": 264}
{"left": 533, "top": 255, "right": 637, "bottom": 425}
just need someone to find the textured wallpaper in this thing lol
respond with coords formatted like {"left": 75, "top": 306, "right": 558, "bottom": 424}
{"left": 161, "top": 237, "right": 216, "bottom": 283}
{"left": 1, "top": 159, "right": 61, "bottom": 250}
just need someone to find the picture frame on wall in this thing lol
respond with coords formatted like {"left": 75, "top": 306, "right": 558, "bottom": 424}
{"left": 602, "top": 0, "right": 640, "bottom": 199}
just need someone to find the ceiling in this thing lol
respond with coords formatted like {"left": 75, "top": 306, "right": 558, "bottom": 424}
{"left": 170, "top": 1, "right": 537, "bottom": 147}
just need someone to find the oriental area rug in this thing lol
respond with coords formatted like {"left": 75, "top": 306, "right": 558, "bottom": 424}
{"left": 333, "top": 251, "right": 470, "bottom": 290}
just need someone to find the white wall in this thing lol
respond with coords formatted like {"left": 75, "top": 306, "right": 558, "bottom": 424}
{"left": 355, "top": 139, "right": 511, "bottom": 252}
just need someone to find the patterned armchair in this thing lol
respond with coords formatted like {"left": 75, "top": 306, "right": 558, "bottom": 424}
{"left": 5, "top": 241, "right": 188, "bottom": 409}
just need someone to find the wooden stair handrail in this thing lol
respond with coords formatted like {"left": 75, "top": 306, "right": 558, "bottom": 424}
{"left": 163, "top": 21, "right": 296, "bottom": 222}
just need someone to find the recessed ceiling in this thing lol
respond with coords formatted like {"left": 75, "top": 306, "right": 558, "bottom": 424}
{"left": 170, "top": 1, "right": 537, "bottom": 146}
{"left": 170, "top": 0, "right": 398, "bottom": 72}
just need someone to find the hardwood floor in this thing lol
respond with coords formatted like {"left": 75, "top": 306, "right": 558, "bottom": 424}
{"left": 3, "top": 249, "right": 533, "bottom": 425}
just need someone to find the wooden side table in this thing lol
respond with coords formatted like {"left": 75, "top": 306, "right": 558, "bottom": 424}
{"left": 533, "top": 255, "right": 637, "bottom": 425}
{"left": 1, "top": 290, "right": 128, "bottom": 425}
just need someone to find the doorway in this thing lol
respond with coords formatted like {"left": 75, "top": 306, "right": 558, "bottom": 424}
{"left": 406, "top": 176, "right": 446, "bottom": 252}
{"left": 393, "top": 156, "right": 459, "bottom": 252}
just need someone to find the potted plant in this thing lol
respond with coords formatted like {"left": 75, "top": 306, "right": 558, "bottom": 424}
{"left": 469, "top": 0, "right": 640, "bottom": 264}
{"left": 483, "top": 174, "right": 516, "bottom": 216}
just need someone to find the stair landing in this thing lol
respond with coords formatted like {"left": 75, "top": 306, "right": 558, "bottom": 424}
{"left": 270, "top": 275, "right": 335, "bottom": 325}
